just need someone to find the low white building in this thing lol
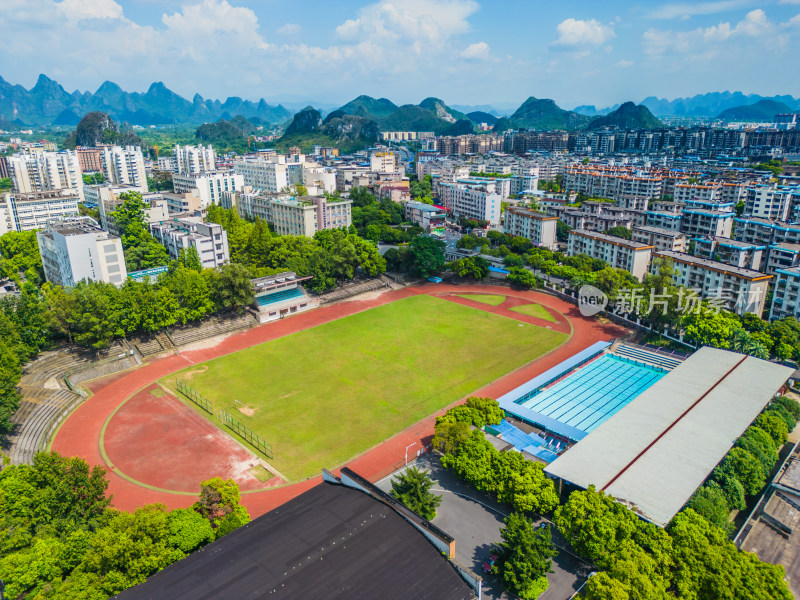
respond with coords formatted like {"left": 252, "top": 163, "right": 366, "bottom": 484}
{"left": 403, "top": 201, "right": 446, "bottom": 235}
{"left": 267, "top": 196, "right": 352, "bottom": 237}
{"left": 36, "top": 217, "right": 127, "bottom": 287}
{"left": 504, "top": 207, "right": 557, "bottom": 250}
{"left": 654, "top": 250, "right": 772, "bottom": 316}
{"left": 567, "top": 229, "right": 654, "bottom": 281}
{"left": 172, "top": 171, "right": 244, "bottom": 208}
{"left": 770, "top": 266, "right": 800, "bottom": 321}
{"left": 435, "top": 180, "right": 501, "bottom": 225}
{"left": 1, "top": 189, "right": 80, "bottom": 233}
{"left": 149, "top": 216, "right": 229, "bottom": 269}
{"left": 631, "top": 225, "right": 687, "bottom": 253}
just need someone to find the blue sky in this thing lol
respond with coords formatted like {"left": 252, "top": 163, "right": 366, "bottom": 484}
{"left": 1, "top": 0, "right": 799, "bottom": 109}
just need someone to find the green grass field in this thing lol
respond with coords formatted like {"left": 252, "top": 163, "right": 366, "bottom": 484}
{"left": 456, "top": 293, "right": 506, "bottom": 306}
{"left": 510, "top": 303, "right": 557, "bottom": 322}
{"left": 164, "top": 295, "right": 567, "bottom": 480}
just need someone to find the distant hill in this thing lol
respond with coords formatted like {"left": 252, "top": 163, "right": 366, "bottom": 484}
{"left": 640, "top": 92, "right": 800, "bottom": 117}
{"left": 0, "top": 74, "right": 292, "bottom": 126}
{"left": 337, "top": 95, "right": 398, "bottom": 119}
{"left": 467, "top": 111, "right": 498, "bottom": 125}
{"left": 502, "top": 97, "right": 590, "bottom": 131}
{"left": 62, "top": 111, "right": 144, "bottom": 148}
{"left": 573, "top": 104, "right": 618, "bottom": 117}
{"left": 717, "top": 99, "right": 794, "bottom": 121}
{"left": 417, "top": 97, "right": 467, "bottom": 123}
{"left": 587, "top": 102, "right": 663, "bottom": 130}
{"left": 276, "top": 106, "right": 379, "bottom": 153}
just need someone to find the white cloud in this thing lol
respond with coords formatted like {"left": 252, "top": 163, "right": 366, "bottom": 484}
{"left": 460, "top": 41, "right": 490, "bottom": 60}
{"left": 57, "top": 0, "right": 124, "bottom": 22}
{"left": 650, "top": 0, "right": 753, "bottom": 20}
{"left": 551, "top": 18, "right": 615, "bottom": 48}
{"left": 642, "top": 9, "right": 794, "bottom": 56}
{"left": 277, "top": 23, "right": 302, "bottom": 36}
{"left": 616, "top": 60, "right": 634, "bottom": 67}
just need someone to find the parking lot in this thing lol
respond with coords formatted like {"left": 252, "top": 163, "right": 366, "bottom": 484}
{"left": 376, "top": 453, "right": 593, "bottom": 600}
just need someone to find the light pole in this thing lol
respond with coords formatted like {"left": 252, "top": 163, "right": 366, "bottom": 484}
{"left": 405, "top": 442, "right": 417, "bottom": 466}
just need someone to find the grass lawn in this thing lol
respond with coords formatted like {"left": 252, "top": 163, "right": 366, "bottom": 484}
{"left": 510, "top": 303, "right": 556, "bottom": 322}
{"left": 164, "top": 295, "right": 567, "bottom": 480}
{"left": 455, "top": 293, "right": 506, "bottom": 306}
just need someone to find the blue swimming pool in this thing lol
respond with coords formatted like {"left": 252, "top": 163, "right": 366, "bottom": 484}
{"left": 520, "top": 354, "right": 666, "bottom": 434}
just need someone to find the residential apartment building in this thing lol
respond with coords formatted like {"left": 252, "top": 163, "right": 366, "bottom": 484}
{"left": 174, "top": 144, "right": 216, "bottom": 174}
{"left": 403, "top": 201, "right": 446, "bottom": 235}
{"left": 172, "top": 171, "right": 244, "bottom": 208}
{"left": 567, "top": 229, "right": 653, "bottom": 281}
{"left": 267, "top": 196, "right": 353, "bottom": 237}
{"left": 84, "top": 184, "right": 147, "bottom": 229}
{"left": 679, "top": 206, "right": 734, "bottom": 238}
{"left": 100, "top": 145, "right": 148, "bottom": 191}
{"left": 36, "top": 217, "right": 126, "bottom": 287}
{"left": 75, "top": 147, "right": 103, "bottom": 173}
{"left": 435, "top": 180, "right": 501, "bottom": 225}
{"left": 744, "top": 183, "right": 797, "bottom": 221}
{"left": 233, "top": 157, "right": 305, "bottom": 193}
{"left": 504, "top": 207, "right": 557, "bottom": 250}
{"left": 149, "top": 216, "right": 229, "bottom": 269}
{"left": 769, "top": 267, "right": 800, "bottom": 321}
{"left": 0, "top": 189, "right": 80, "bottom": 234}
{"left": 653, "top": 250, "right": 771, "bottom": 316}
{"left": 370, "top": 151, "right": 401, "bottom": 175}
{"left": 734, "top": 217, "right": 800, "bottom": 247}
{"left": 692, "top": 236, "right": 764, "bottom": 270}
{"left": 631, "top": 225, "right": 687, "bottom": 252}
{"left": 765, "top": 243, "right": 800, "bottom": 275}
{"left": 7, "top": 150, "right": 84, "bottom": 201}
{"left": 563, "top": 164, "right": 672, "bottom": 202}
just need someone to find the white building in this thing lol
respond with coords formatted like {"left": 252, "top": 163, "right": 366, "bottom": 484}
{"left": 435, "top": 180, "right": 501, "bottom": 225}
{"left": 370, "top": 150, "right": 400, "bottom": 175}
{"left": 504, "top": 207, "right": 557, "bottom": 250}
{"left": 654, "top": 250, "right": 772, "bottom": 316}
{"left": 0, "top": 190, "right": 80, "bottom": 234}
{"left": 567, "top": 229, "right": 654, "bottom": 281}
{"left": 267, "top": 196, "right": 353, "bottom": 237}
{"left": 233, "top": 155, "right": 306, "bottom": 194}
{"left": 149, "top": 216, "right": 229, "bottom": 269}
{"left": 36, "top": 217, "right": 127, "bottom": 287}
{"left": 101, "top": 145, "right": 148, "bottom": 192}
{"left": 403, "top": 201, "right": 446, "bottom": 235}
{"left": 631, "top": 225, "right": 687, "bottom": 253}
{"left": 770, "top": 267, "right": 800, "bottom": 321}
{"left": 172, "top": 171, "right": 244, "bottom": 208}
{"left": 744, "top": 183, "right": 796, "bottom": 221}
{"left": 174, "top": 144, "right": 217, "bottom": 174}
{"left": 7, "top": 150, "right": 84, "bottom": 201}
{"left": 84, "top": 184, "right": 147, "bottom": 230}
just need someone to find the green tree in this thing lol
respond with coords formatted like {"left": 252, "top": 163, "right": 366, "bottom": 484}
{"left": 167, "top": 508, "right": 214, "bottom": 553}
{"left": 755, "top": 411, "right": 789, "bottom": 446}
{"left": 465, "top": 396, "right": 504, "bottom": 427}
{"left": 164, "top": 265, "right": 215, "bottom": 324}
{"left": 497, "top": 513, "right": 556, "bottom": 599}
{"left": 718, "top": 447, "right": 766, "bottom": 496}
{"left": 686, "top": 483, "right": 732, "bottom": 533}
{"left": 507, "top": 266, "right": 539, "bottom": 289}
{"left": 410, "top": 235, "right": 446, "bottom": 278}
{"left": 605, "top": 226, "right": 632, "bottom": 240}
{"left": 193, "top": 477, "right": 250, "bottom": 537}
{"left": 452, "top": 255, "right": 490, "bottom": 279}
{"left": 180, "top": 246, "right": 203, "bottom": 272}
{"left": 583, "top": 572, "right": 632, "bottom": 600}
{"left": 208, "top": 263, "right": 254, "bottom": 313}
{"left": 431, "top": 420, "right": 471, "bottom": 454}
{"left": 0, "top": 177, "right": 11, "bottom": 191}
{"left": 736, "top": 426, "right": 779, "bottom": 476}
{"left": 390, "top": 466, "right": 442, "bottom": 520}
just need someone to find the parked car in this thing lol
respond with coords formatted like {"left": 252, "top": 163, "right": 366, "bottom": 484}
{"left": 482, "top": 553, "right": 499, "bottom": 574}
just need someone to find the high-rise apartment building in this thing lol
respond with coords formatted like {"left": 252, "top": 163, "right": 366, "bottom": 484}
{"left": 7, "top": 150, "right": 84, "bottom": 201}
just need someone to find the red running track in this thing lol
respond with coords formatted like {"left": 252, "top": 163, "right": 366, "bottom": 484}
{"left": 52, "top": 285, "right": 628, "bottom": 517}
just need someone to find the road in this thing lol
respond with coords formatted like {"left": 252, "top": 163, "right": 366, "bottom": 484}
{"left": 377, "top": 453, "right": 593, "bottom": 600}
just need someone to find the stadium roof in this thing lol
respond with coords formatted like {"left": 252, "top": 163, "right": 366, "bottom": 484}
{"left": 114, "top": 476, "right": 475, "bottom": 600}
{"left": 545, "top": 347, "right": 793, "bottom": 527}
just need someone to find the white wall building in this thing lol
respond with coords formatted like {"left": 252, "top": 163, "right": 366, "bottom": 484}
{"left": 36, "top": 217, "right": 127, "bottom": 287}
{"left": 174, "top": 144, "right": 217, "bottom": 174}
{"left": 1, "top": 190, "right": 80, "bottom": 233}
{"left": 567, "top": 229, "right": 654, "bottom": 281}
{"left": 267, "top": 196, "right": 353, "bottom": 237}
{"left": 744, "top": 183, "right": 796, "bottom": 221}
{"left": 7, "top": 150, "right": 84, "bottom": 201}
{"left": 435, "top": 180, "right": 501, "bottom": 225}
{"left": 101, "top": 145, "right": 148, "bottom": 192}
{"left": 172, "top": 171, "right": 244, "bottom": 208}
{"left": 504, "top": 207, "right": 557, "bottom": 249}
{"left": 149, "top": 216, "right": 229, "bottom": 269}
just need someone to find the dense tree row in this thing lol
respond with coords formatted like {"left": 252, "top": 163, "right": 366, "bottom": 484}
{"left": 348, "top": 187, "right": 425, "bottom": 244}
{"left": 0, "top": 452, "right": 249, "bottom": 599}
{"left": 688, "top": 396, "right": 800, "bottom": 533}
{"left": 555, "top": 488, "right": 792, "bottom": 599}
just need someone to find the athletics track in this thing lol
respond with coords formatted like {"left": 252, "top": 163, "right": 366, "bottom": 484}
{"left": 52, "top": 284, "right": 628, "bottom": 518}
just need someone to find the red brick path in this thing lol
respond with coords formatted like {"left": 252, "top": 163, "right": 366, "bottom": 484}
{"left": 52, "top": 285, "right": 627, "bottom": 517}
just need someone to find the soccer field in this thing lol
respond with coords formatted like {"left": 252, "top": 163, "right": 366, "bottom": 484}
{"left": 164, "top": 295, "right": 568, "bottom": 480}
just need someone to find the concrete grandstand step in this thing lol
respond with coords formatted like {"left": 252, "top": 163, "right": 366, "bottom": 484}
{"left": 614, "top": 344, "right": 683, "bottom": 370}
{"left": 11, "top": 389, "right": 80, "bottom": 464}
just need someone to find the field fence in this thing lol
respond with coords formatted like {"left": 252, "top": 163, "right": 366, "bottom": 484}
{"left": 218, "top": 409, "right": 273, "bottom": 459}
{"left": 175, "top": 379, "right": 213, "bottom": 414}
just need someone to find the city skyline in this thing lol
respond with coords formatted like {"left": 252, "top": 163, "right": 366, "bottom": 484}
{"left": 2, "top": 0, "right": 800, "bottom": 108}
